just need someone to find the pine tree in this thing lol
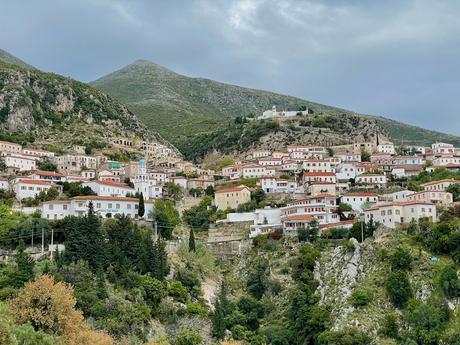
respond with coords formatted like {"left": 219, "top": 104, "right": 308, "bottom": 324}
{"left": 188, "top": 228, "right": 196, "bottom": 252}
{"left": 11, "top": 240, "right": 35, "bottom": 287}
{"left": 138, "top": 192, "right": 145, "bottom": 218}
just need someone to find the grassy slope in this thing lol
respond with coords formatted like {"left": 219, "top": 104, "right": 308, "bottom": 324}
{"left": 91, "top": 59, "right": 460, "bottom": 147}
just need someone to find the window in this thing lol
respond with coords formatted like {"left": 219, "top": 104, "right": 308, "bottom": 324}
{"left": 108, "top": 203, "right": 112, "bottom": 208}
{"left": 49, "top": 205, "right": 54, "bottom": 210}
{"left": 116, "top": 204, "right": 120, "bottom": 209}
{"left": 63, "top": 205, "right": 68, "bottom": 210}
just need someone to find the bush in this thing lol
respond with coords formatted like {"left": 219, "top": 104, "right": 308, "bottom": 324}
{"left": 389, "top": 247, "right": 412, "bottom": 271}
{"left": 385, "top": 271, "right": 413, "bottom": 308}
{"left": 318, "top": 327, "right": 371, "bottom": 345}
{"left": 378, "top": 314, "right": 399, "bottom": 339}
{"left": 436, "top": 265, "right": 460, "bottom": 298}
{"left": 350, "top": 288, "right": 373, "bottom": 307}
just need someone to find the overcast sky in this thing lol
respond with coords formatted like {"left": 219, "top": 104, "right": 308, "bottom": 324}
{"left": 1, "top": 0, "right": 459, "bottom": 135}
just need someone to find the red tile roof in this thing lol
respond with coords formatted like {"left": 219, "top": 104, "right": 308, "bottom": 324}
{"left": 16, "top": 179, "right": 53, "bottom": 185}
{"left": 303, "top": 172, "right": 335, "bottom": 176}
{"left": 72, "top": 196, "right": 138, "bottom": 202}
{"left": 32, "top": 170, "right": 64, "bottom": 177}
{"left": 215, "top": 185, "right": 250, "bottom": 193}
{"left": 284, "top": 214, "right": 316, "bottom": 221}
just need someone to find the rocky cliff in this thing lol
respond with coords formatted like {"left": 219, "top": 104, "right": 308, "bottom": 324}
{"left": 0, "top": 60, "right": 175, "bottom": 155}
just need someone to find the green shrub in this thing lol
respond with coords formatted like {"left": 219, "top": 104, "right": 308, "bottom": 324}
{"left": 389, "top": 247, "right": 412, "bottom": 271}
{"left": 350, "top": 288, "right": 373, "bottom": 307}
{"left": 385, "top": 271, "right": 413, "bottom": 308}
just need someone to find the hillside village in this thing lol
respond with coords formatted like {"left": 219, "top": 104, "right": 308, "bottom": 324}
{"left": 1, "top": 105, "right": 460, "bottom": 256}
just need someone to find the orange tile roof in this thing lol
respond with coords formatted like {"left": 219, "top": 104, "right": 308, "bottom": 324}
{"left": 32, "top": 170, "right": 64, "bottom": 177}
{"left": 215, "top": 185, "right": 249, "bottom": 193}
{"left": 16, "top": 179, "right": 54, "bottom": 185}
{"left": 367, "top": 201, "right": 436, "bottom": 211}
{"left": 303, "top": 172, "right": 335, "bottom": 176}
{"left": 343, "top": 192, "right": 379, "bottom": 197}
{"left": 284, "top": 214, "right": 316, "bottom": 221}
{"left": 72, "top": 196, "right": 138, "bottom": 202}
{"left": 320, "top": 220, "right": 356, "bottom": 229}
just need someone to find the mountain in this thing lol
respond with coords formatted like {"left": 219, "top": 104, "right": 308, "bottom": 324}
{"left": 0, "top": 57, "right": 176, "bottom": 157}
{"left": 0, "top": 48, "right": 35, "bottom": 69}
{"left": 91, "top": 59, "right": 460, "bottom": 152}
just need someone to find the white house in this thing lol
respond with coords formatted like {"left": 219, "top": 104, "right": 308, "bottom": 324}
{"left": 377, "top": 143, "right": 395, "bottom": 155}
{"left": 302, "top": 172, "right": 336, "bottom": 184}
{"left": 82, "top": 180, "right": 135, "bottom": 197}
{"left": 364, "top": 201, "right": 437, "bottom": 229}
{"left": 302, "top": 159, "right": 333, "bottom": 173}
{"left": 22, "top": 148, "right": 55, "bottom": 158}
{"left": 0, "top": 140, "right": 22, "bottom": 154}
{"left": 168, "top": 176, "right": 188, "bottom": 189}
{"left": 241, "top": 164, "right": 275, "bottom": 178}
{"left": 420, "top": 179, "right": 458, "bottom": 191}
{"left": 3, "top": 153, "right": 36, "bottom": 172}
{"left": 432, "top": 142, "right": 455, "bottom": 155}
{"left": 406, "top": 190, "right": 453, "bottom": 205}
{"left": 41, "top": 196, "right": 155, "bottom": 220}
{"left": 13, "top": 179, "right": 59, "bottom": 200}
{"left": 252, "top": 149, "right": 272, "bottom": 159}
{"left": 355, "top": 174, "right": 387, "bottom": 187}
{"left": 258, "top": 157, "right": 283, "bottom": 166}
{"left": 30, "top": 170, "right": 65, "bottom": 183}
{"left": 258, "top": 105, "right": 308, "bottom": 120}
{"left": 281, "top": 194, "right": 339, "bottom": 236}
{"left": 335, "top": 162, "right": 358, "bottom": 180}
{"left": 0, "top": 177, "right": 9, "bottom": 191}
{"left": 379, "top": 190, "right": 415, "bottom": 202}
{"left": 341, "top": 193, "right": 379, "bottom": 213}
{"left": 260, "top": 177, "right": 299, "bottom": 193}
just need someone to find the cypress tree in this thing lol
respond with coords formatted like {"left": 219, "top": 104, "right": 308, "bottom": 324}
{"left": 11, "top": 240, "right": 35, "bottom": 287}
{"left": 212, "top": 282, "right": 230, "bottom": 340}
{"left": 138, "top": 192, "right": 145, "bottom": 218}
{"left": 153, "top": 237, "right": 169, "bottom": 280}
{"left": 188, "top": 228, "right": 196, "bottom": 252}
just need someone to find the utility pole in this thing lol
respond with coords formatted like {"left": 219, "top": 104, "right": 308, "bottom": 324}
{"left": 361, "top": 216, "right": 364, "bottom": 243}
{"left": 50, "top": 227, "right": 54, "bottom": 261}
{"left": 31, "top": 220, "right": 35, "bottom": 248}
{"left": 41, "top": 226, "right": 44, "bottom": 254}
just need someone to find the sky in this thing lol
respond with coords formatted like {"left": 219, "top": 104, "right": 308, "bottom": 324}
{"left": 1, "top": 0, "right": 460, "bottom": 135}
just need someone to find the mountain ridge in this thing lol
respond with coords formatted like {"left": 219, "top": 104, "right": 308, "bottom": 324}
{"left": 0, "top": 52, "right": 177, "bottom": 157}
{"left": 91, "top": 59, "right": 460, "bottom": 149}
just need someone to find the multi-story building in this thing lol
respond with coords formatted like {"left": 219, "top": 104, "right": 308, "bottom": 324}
{"left": 260, "top": 177, "right": 299, "bottom": 193}
{"left": 214, "top": 185, "right": 251, "bottom": 210}
{"left": 241, "top": 164, "right": 275, "bottom": 179}
{"left": 3, "top": 153, "right": 36, "bottom": 172}
{"left": 22, "top": 148, "right": 55, "bottom": 158}
{"left": 302, "top": 159, "right": 333, "bottom": 173}
{"left": 364, "top": 201, "right": 437, "bottom": 229}
{"left": 302, "top": 171, "right": 336, "bottom": 184}
{"left": 0, "top": 140, "right": 22, "bottom": 154}
{"left": 355, "top": 174, "right": 387, "bottom": 187}
{"left": 377, "top": 143, "right": 395, "bottom": 155}
{"left": 281, "top": 194, "right": 339, "bottom": 235}
{"left": 406, "top": 190, "right": 453, "bottom": 205}
{"left": 252, "top": 149, "right": 272, "bottom": 159}
{"left": 13, "top": 179, "right": 60, "bottom": 200}
{"left": 432, "top": 142, "right": 455, "bottom": 155}
{"left": 341, "top": 192, "right": 379, "bottom": 212}
{"left": 54, "top": 154, "right": 98, "bottom": 174}
{"left": 41, "top": 196, "right": 154, "bottom": 220}
{"left": 420, "top": 179, "right": 458, "bottom": 191}
{"left": 30, "top": 170, "right": 65, "bottom": 183}
{"left": 82, "top": 180, "right": 135, "bottom": 197}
